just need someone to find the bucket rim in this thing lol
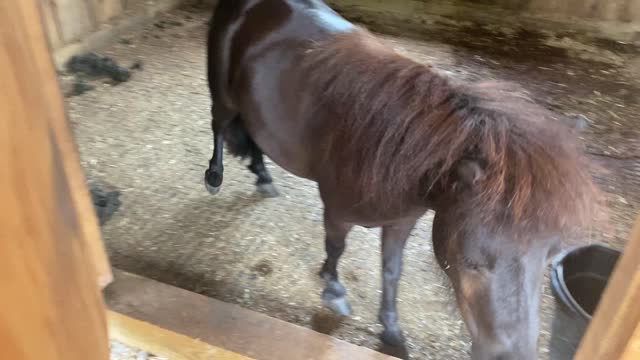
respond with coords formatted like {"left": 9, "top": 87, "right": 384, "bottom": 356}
{"left": 550, "top": 244, "right": 619, "bottom": 321}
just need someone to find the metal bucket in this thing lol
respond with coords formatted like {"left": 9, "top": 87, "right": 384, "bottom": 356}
{"left": 549, "top": 244, "right": 620, "bottom": 360}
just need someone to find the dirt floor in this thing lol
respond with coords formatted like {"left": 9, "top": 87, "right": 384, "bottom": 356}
{"left": 110, "top": 340, "right": 164, "bottom": 360}
{"left": 67, "top": 3, "right": 639, "bottom": 360}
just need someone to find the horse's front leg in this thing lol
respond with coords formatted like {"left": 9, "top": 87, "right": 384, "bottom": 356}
{"left": 319, "top": 210, "right": 353, "bottom": 316}
{"left": 379, "top": 219, "right": 416, "bottom": 346}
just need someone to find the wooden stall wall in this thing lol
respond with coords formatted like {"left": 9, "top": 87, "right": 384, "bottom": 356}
{"left": 1, "top": 0, "right": 111, "bottom": 358}
{"left": 39, "top": 0, "right": 182, "bottom": 54}
{"left": 40, "top": 0, "right": 126, "bottom": 50}
{"left": 39, "top": 0, "right": 183, "bottom": 67}
{"left": 495, "top": 0, "right": 640, "bottom": 22}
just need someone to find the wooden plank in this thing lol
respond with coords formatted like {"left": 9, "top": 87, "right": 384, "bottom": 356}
{"left": 527, "top": 0, "right": 564, "bottom": 15}
{"left": 109, "top": 311, "right": 254, "bottom": 360}
{"left": 575, "top": 216, "right": 640, "bottom": 360}
{"left": 40, "top": 0, "right": 114, "bottom": 287}
{"left": 0, "top": 0, "right": 110, "bottom": 359}
{"left": 620, "top": 322, "right": 640, "bottom": 360}
{"left": 52, "top": 0, "right": 96, "bottom": 43}
{"left": 106, "top": 270, "right": 398, "bottom": 360}
{"left": 626, "top": 0, "right": 640, "bottom": 22}
{"left": 40, "top": 0, "right": 63, "bottom": 49}
{"left": 591, "top": 0, "right": 623, "bottom": 21}
{"left": 90, "top": 0, "right": 125, "bottom": 24}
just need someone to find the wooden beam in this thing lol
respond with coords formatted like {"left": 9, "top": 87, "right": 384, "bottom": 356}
{"left": 89, "top": 0, "right": 125, "bottom": 24}
{"left": 575, "top": 216, "right": 640, "bottom": 360}
{"left": 107, "top": 270, "right": 398, "bottom": 360}
{"left": 40, "top": 0, "right": 64, "bottom": 49}
{"left": 42, "top": 0, "right": 115, "bottom": 287}
{"left": 0, "top": 0, "right": 110, "bottom": 359}
{"left": 51, "top": 0, "right": 96, "bottom": 42}
{"left": 109, "top": 311, "right": 254, "bottom": 360}
{"left": 620, "top": 322, "right": 640, "bottom": 360}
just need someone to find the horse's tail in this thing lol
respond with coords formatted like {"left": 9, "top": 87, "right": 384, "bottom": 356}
{"left": 224, "top": 116, "right": 253, "bottom": 159}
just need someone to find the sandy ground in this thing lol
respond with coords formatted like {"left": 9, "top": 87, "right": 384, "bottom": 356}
{"left": 110, "top": 341, "right": 165, "bottom": 360}
{"left": 67, "top": 3, "right": 639, "bottom": 360}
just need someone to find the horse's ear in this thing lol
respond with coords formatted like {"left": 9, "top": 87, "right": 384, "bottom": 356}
{"left": 455, "top": 159, "right": 484, "bottom": 188}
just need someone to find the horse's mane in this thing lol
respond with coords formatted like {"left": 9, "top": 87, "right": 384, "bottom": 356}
{"left": 302, "top": 30, "right": 599, "bottom": 235}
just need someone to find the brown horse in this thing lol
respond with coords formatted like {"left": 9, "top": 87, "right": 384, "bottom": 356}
{"left": 204, "top": 1, "right": 598, "bottom": 359}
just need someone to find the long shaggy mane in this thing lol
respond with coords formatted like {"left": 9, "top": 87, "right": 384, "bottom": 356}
{"left": 302, "top": 30, "right": 600, "bottom": 235}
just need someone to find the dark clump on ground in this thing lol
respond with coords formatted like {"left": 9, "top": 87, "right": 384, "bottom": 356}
{"left": 130, "top": 60, "right": 144, "bottom": 71}
{"left": 90, "top": 186, "right": 121, "bottom": 226}
{"left": 154, "top": 19, "right": 184, "bottom": 29}
{"left": 70, "top": 78, "right": 96, "bottom": 97}
{"left": 68, "top": 52, "right": 132, "bottom": 83}
{"left": 65, "top": 53, "right": 144, "bottom": 97}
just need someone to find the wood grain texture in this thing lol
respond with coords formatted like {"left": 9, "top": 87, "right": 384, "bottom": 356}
{"left": 90, "top": 0, "right": 125, "bottom": 24}
{"left": 107, "top": 270, "right": 398, "bottom": 360}
{"left": 627, "top": 0, "right": 640, "bottom": 22}
{"left": 489, "top": 0, "right": 640, "bottom": 21}
{"left": 620, "top": 322, "right": 640, "bottom": 360}
{"left": 39, "top": 0, "right": 114, "bottom": 287}
{"left": 109, "top": 311, "right": 254, "bottom": 360}
{"left": 0, "top": 1, "right": 110, "bottom": 359}
{"left": 575, "top": 216, "right": 640, "bottom": 360}
{"left": 51, "top": 0, "right": 96, "bottom": 42}
{"left": 40, "top": 0, "right": 63, "bottom": 49}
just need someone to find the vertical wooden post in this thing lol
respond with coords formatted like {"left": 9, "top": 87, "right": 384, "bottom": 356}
{"left": 0, "top": 0, "right": 110, "bottom": 359}
{"left": 50, "top": 0, "right": 96, "bottom": 43}
{"left": 89, "top": 0, "right": 126, "bottom": 24}
{"left": 41, "top": 0, "right": 115, "bottom": 288}
{"left": 40, "top": 0, "right": 64, "bottom": 49}
{"left": 575, "top": 216, "right": 640, "bottom": 360}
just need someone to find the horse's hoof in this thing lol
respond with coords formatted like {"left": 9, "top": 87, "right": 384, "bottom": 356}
{"left": 256, "top": 183, "right": 279, "bottom": 198}
{"left": 380, "top": 328, "right": 406, "bottom": 347}
{"left": 204, "top": 176, "right": 220, "bottom": 196}
{"left": 322, "top": 290, "right": 352, "bottom": 316}
{"left": 205, "top": 181, "right": 221, "bottom": 195}
{"left": 323, "top": 296, "right": 352, "bottom": 316}
{"left": 204, "top": 170, "right": 222, "bottom": 195}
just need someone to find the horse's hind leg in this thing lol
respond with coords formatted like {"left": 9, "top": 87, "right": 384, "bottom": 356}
{"left": 247, "top": 141, "right": 279, "bottom": 198}
{"left": 319, "top": 209, "right": 353, "bottom": 316}
{"left": 204, "top": 106, "right": 234, "bottom": 195}
{"left": 379, "top": 220, "right": 416, "bottom": 347}
{"left": 223, "top": 117, "right": 279, "bottom": 198}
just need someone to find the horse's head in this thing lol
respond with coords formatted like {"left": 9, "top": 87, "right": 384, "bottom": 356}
{"left": 416, "top": 80, "right": 600, "bottom": 359}
{"left": 431, "top": 160, "right": 564, "bottom": 360}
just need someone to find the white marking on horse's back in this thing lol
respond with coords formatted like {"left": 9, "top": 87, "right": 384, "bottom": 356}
{"left": 307, "top": 8, "right": 354, "bottom": 32}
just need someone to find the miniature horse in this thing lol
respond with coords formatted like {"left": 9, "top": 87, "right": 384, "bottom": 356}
{"left": 204, "top": 1, "right": 597, "bottom": 359}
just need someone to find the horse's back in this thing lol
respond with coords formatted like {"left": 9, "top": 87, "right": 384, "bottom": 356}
{"left": 209, "top": 0, "right": 353, "bottom": 102}
{"left": 208, "top": 0, "right": 356, "bottom": 178}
